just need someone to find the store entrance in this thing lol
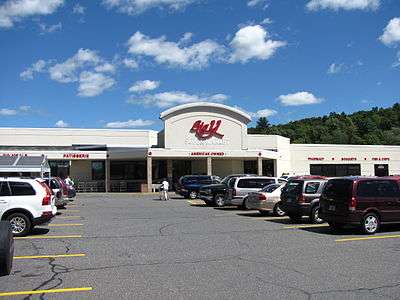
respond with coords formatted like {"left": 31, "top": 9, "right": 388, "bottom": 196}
{"left": 374, "top": 164, "right": 389, "bottom": 177}
{"left": 49, "top": 160, "right": 70, "bottom": 179}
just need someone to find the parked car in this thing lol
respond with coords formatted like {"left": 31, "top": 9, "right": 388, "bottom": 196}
{"left": 246, "top": 183, "right": 286, "bottom": 216}
{"left": 280, "top": 178, "right": 328, "bottom": 223}
{"left": 320, "top": 177, "right": 400, "bottom": 234}
{"left": 226, "top": 177, "right": 286, "bottom": 208}
{"left": 0, "top": 178, "right": 57, "bottom": 236}
{"left": 176, "top": 175, "right": 221, "bottom": 199}
{"left": 41, "top": 177, "right": 68, "bottom": 208}
{"left": 199, "top": 174, "right": 256, "bottom": 207}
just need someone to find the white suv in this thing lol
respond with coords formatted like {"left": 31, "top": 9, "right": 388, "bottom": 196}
{"left": 0, "top": 178, "right": 57, "bottom": 237}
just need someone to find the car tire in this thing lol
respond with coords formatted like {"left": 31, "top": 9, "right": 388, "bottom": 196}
{"left": 241, "top": 198, "right": 248, "bottom": 210}
{"left": 214, "top": 194, "right": 225, "bottom": 207}
{"left": 288, "top": 214, "right": 302, "bottom": 223}
{"left": 310, "top": 206, "right": 324, "bottom": 224}
{"left": 361, "top": 212, "right": 380, "bottom": 234}
{"left": 188, "top": 191, "right": 198, "bottom": 200}
{"left": 6, "top": 213, "right": 31, "bottom": 237}
{"left": 0, "top": 221, "right": 14, "bottom": 276}
{"left": 328, "top": 222, "right": 344, "bottom": 231}
{"left": 273, "top": 203, "right": 286, "bottom": 217}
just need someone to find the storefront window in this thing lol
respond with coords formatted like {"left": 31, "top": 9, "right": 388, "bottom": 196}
{"left": 110, "top": 161, "right": 146, "bottom": 180}
{"left": 49, "top": 160, "right": 70, "bottom": 179}
{"left": 244, "top": 160, "right": 257, "bottom": 175}
{"left": 92, "top": 161, "right": 105, "bottom": 180}
{"left": 310, "top": 164, "right": 361, "bottom": 177}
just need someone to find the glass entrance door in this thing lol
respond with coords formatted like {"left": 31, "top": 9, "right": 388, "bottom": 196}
{"left": 374, "top": 164, "right": 389, "bottom": 177}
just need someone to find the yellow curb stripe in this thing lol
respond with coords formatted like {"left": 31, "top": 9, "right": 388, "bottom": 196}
{"left": 14, "top": 254, "right": 85, "bottom": 260}
{"left": 336, "top": 234, "right": 400, "bottom": 243}
{"left": 15, "top": 235, "right": 82, "bottom": 240}
{"left": 48, "top": 223, "right": 84, "bottom": 227}
{"left": 0, "top": 287, "right": 92, "bottom": 297}
{"left": 284, "top": 224, "right": 329, "bottom": 229}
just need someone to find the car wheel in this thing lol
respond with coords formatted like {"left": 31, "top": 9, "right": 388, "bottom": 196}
{"left": 273, "top": 203, "right": 286, "bottom": 217}
{"left": 189, "top": 191, "right": 198, "bottom": 199}
{"left": 214, "top": 194, "right": 225, "bottom": 207}
{"left": 310, "top": 206, "right": 324, "bottom": 224}
{"left": 328, "top": 222, "right": 344, "bottom": 231}
{"left": 6, "top": 213, "right": 31, "bottom": 237}
{"left": 241, "top": 198, "right": 249, "bottom": 210}
{"left": 288, "top": 214, "right": 302, "bottom": 223}
{"left": 362, "top": 213, "right": 380, "bottom": 234}
{"left": 0, "top": 221, "right": 14, "bottom": 276}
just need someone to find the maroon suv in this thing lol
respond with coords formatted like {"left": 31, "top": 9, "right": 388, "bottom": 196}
{"left": 319, "top": 177, "right": 400, "bottom": 234}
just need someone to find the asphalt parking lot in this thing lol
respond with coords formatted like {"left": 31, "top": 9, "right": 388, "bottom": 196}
{"left": 1, "top": 194, "right": 400, "bottom": 299}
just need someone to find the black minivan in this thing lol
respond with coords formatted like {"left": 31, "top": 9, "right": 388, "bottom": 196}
{"left": 319, "top": 177, "right": 400, "bottom": 234}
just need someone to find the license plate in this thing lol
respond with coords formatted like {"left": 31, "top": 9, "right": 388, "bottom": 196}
{"left": 328, "top": 205, "right": 335, "bottom": 211}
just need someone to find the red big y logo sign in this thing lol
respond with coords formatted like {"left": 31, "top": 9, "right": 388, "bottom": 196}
{"left": 190, "top": 120, "right": 224, "bottom": 139}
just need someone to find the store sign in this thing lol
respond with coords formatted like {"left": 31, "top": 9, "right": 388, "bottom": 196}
{"left": 63, "top": 153, "right": 89, "bottom": 159}
{"left": 372, "top": 157, "right": 390, "bottom": 161}
{"left": 190, "top": 120, "right": 224, "bottom": 139}
{"left": 1, "top": 153, "right": 28, "bottom": 157}
{"left": 190, "top": 152, "right": 225, "bottom": 156}
{"left": 308, "top": 157, "right": 324, "bottom": 161}
{"left": 341, "top": 157, "right": 357, "bottom": 161}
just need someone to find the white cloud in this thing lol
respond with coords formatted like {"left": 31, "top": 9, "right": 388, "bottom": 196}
{"left": 20, "top": 59, "right": 49, "bottom": 80}
{"left": 127, "top": 91, "right": 228, "bottom": 108}
{"left": 49, "top": 48, "right": 102, "bottom": 83}
{"left": 129, "top": 80, "right": 160, "bottom": 93}
{"left": 379, "top": 17, "right": 400, "bottom": 47}
{"left": 78, "top": 71, "right": 116, "bottom": 97}
{"left": 39, "top": 22, "right": 62, "bottom": 34}
{"left": 123, "top": 58, "right": 139, "bottom": 69}
{"left": 0, "top": 108, "right": 18, "bottom": 116}
{"left": 94, "top": 63, "right": 116, "bottom": 73}
{"left": 392, "top": 51, "right": 400, "bottom": 68}
{"left": 19, "top": 105, "right": 31, "bottom": 112}
{"left": 261, "top": 18, "right": 273, "bottom": 25}
{"left": 278, "top": 91, "right": 323, "bottom": 106}
{"left": 306, "top": 0, "right": 380, "bottom": 11}
{"left": 247, "top": 0, "right": 269, "bottom": 8}
{"left": 55, "top": 120, "right": 69, "bottom": 127}
{"left": 105, "top": 119, "right": 154, "bottom": 128}
{"left": 72, "top": 3, "right": 85, "bottom": 14}
{"left": 0, "top": 0, "right": 64, "bottom": 28}
{"left": 235, "top": 106, "right": 277, "bottom": 118}
{"left": 102, "top": 0, "right": 197, "bottom": 15}
{"left": 327, "top": 62, "right": 344, "bottom": 74}
{"left": 127, "top": 31, "right": 224, "bottom": 69}
{"left": 229, "top": 25, "right": 286, "bottom": 63}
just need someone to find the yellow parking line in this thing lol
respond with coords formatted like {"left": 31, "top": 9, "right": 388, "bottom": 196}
{"left": 284, "top": 224, "right": 329, "bottom": 229}
{"left": 187, "top": 200, "right": 204, "bottom": 205}
{"left": 260, "top": 216, "right": 289, "bottom": 220}
{"left": 48, "top": 223, "right": 84, "bottom": 227}
{"left": 0, "top": 287, "right": 92, "bottom": 297}
{"left": 14, "top": 253, "right": 85, "bottom": 260}
{"left": 336, "top": 234, "right": 400, "bottom": 243}
{"left": 57, "top": 216, "right": 81, "bottom": 219}
{"left": 15, "top": 235, "right": 82, "bottom": 240}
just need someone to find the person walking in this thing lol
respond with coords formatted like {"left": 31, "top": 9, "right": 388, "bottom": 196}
{"left": 160, "top": 178, "right": 169, "bottom": 201}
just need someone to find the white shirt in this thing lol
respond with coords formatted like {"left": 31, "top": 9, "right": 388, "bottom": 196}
{"left": 161, "top": 180, "right": 169, "bottom": 191}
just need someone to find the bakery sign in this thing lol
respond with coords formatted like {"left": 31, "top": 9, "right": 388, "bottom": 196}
{"left": 63, "top": 153, "right": 89, "bottom": 159}
{"left": 190, "top": 120, "right": 224, "bottom": 139}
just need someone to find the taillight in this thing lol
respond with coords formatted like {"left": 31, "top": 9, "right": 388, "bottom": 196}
{"left": 38, "top": 181, "right": 52, "bottom": 206}
{"left": 349, "top": 197, "right": 357, "bottom": 211}
{"left": 258, "top": 194, "right": 267, "bottom": 201}
{"left": 297, "top": 194, "right": 305, "bottom": 204}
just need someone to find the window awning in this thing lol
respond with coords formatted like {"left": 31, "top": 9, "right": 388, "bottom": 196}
{"left": 0, "top": 155, "right": 50, "bottom": 174}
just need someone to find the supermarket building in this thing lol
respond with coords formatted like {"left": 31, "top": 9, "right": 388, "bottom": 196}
{"left": 0, "top": 102, "right": 399, "bottom": 192}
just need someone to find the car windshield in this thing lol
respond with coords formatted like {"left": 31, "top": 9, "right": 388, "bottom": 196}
{"left": 261, "top": 184, "right": 280, "bottom": 193}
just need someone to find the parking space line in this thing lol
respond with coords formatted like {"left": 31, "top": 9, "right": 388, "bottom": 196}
{"left": 284, "top": 224, "right": 329, "bottom": 229}
{"left": 336, "top": 234, "right": 400, "bottom": 243}
{"left": 187, "top": 200, "right": 205, "bottom": 205}
{"left": 0, "top": 287, "right": 93, "bottom": 297}
{"left": 259, "top": 216, "right": 289, "bottom": 221}
{"left": 15, "top": 235, "right": 82, "bottom": 240}
{"left": 14, "top": 253, "right": 86, "bottom": 260}
{"left": 48, "top": 223, "right": 84, "bottom": 227}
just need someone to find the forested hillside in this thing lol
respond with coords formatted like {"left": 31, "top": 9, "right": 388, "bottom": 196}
{"left": 248, "top": 103, "right": 400, "bottom": 145}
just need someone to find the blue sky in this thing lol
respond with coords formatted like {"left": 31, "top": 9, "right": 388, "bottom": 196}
{"left": 0, "top": 0, "right": 399, "bottom": 130}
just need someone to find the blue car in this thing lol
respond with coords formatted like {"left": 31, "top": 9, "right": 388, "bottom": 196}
{"left": 176, "top": 175, "right": 221, "bottom": 199}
